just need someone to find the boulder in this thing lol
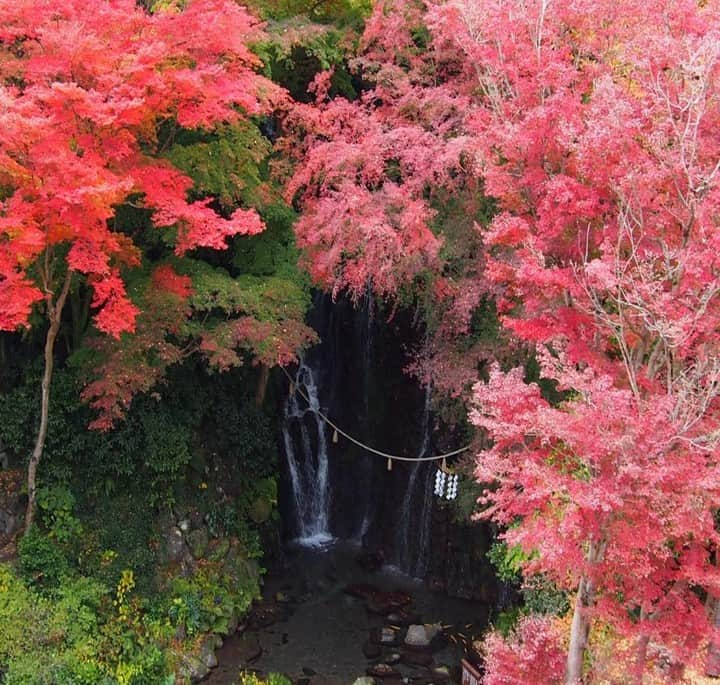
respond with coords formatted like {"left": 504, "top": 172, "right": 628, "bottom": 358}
{"left": 369, "top": 626, "right": 397, "bottom": 646}
{"left": 366, "top": 663, "right": 400, "bottom": 678}
{"left": 405, "top": 624, "right": 431, "bottom": 648}
{"left": 199, "top": 635, "right": 218, "bottom": 670}
{"left": 400, "top": 647, "right": 433, "bottom": 668}
{"left": 162, "top": 527, "right": 186, "bottom": 564}
{"left": 179, "top": 654, "right": 209, "bottom": 683}
{"left": 235, "top": 631, "right": 262, "bottom": 664}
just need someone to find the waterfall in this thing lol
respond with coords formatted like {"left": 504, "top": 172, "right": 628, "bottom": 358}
{"left": 394, "top": 384, "right": 434, "bottom": 577}
{"left": 355, "top": 292, "right": 375, "bottom": 543}
{"left": 282, "top": 360, "right": 333, "bottom": 546}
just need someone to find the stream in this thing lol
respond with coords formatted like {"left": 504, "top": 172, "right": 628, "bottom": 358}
{"left": 206, "top": 540, "right": 489, "bottom": 683}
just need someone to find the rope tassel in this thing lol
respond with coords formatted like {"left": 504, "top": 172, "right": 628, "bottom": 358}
{"left": 387, "top": 457, "right": 393, "bottom": 471}
{"left": 332, "top": 428, "right": 339, "bottom": 444}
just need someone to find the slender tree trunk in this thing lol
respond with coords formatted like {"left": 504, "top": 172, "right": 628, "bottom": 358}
{"left": 566, "top": 540, "right": 605, "bottom": 684}
{"left": 707, "top": 595, "right": 720, "bottom": 677}
{"left": 566, "top": 574, "right": 594, "bottom": 684}
{"left": 255, "top": 363, "right": 270, "bottom": 406}
{"left": 25, "top": 272, "right": 71, "bottom": 533}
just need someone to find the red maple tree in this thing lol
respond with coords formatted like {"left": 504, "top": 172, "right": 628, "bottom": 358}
{"left": 0, "top": 0, "right": 281, "bottom": 529}
{"left": 286, "top": 0, "right": 720, "bottom": 680}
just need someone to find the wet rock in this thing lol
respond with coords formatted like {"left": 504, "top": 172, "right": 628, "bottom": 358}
{"left": 400, "top": 647, "right": 433, "bottom": 667}
{"left": 352, "top": 678, "right": 376, "bottom": 685}
{"left": 366, "top": 663, "right": 400, "bottom": 678}
{"left": 387, "top": 609, "right": 421, "bottom": 626}
{"left": 385, "top": 591, "right": 412, "bottom": 609}
{"left": 235, "top": 631, "right": 262, "bottom": 664}
{"left": 404, "top": 625, "right": 431, "bottom": 648}
{"left": 370, "top": 627, "right": 397, "bottom": 646}
{"left": 363, "top": 640, "right": 381, "bottom": 659}
{"left": 366, "top": 594, "right": 393, "bottom": 615}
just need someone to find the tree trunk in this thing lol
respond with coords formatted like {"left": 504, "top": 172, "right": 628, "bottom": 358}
{"left": 566, "top": 540, "right": 605, "bottom": 684}
{"left": 255, "top": 363, "right": 270, "bottom": 406}
{"left": 566, "top": 574, "right": 594, "bottom": 684}
{"left": 707, "top": 594, "right": 720, "bottom": 677}
{"left": 25, "top": 272, "right": 71, "bottom": 533}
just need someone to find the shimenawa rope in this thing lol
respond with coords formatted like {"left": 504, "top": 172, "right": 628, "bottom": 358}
{"left": 281, "top": 366, "right": 471, "bottom": 464}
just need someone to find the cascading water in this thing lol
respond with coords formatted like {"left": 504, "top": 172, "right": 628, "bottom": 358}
{"left": 282, "top": 360, "right": 332, "bottom": 546}
{"left": 393, "top": 384, "right": 434, "bottom": 577}
{"left": 355, "top": 293, "right": 375, "bottom": 543}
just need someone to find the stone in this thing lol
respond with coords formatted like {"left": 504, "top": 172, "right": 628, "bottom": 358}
{"left": 424, "top": 623, "right": 442, "bottom": 642}
{"left": 400, "top": 647, "right": 433, "bottom": 668}
{"left": 384, "top": 653, "right": 401, "bottom": 665}
{"left": 187, "top": 527, "right": 209, "bottom": 559}
{"left": 366, "top": 663, "right": 400, "bottom": 678}
{"left": 365, "top": 594, "right": 393, "bottom": 616}
{"left": 369, "top": 626, "right": 397, "bottom": 646}
{"left": 404, "top": 625, "right": 430, "bottom": 648}
{"left": 386, "top": 591, "right": 412, "bottom": 609}
{"left": 387, "top": 609, "right": 421, "bottom": 626}
{"left": 199, "top": 635, "right": 218, "bottom": 670}
{"left": 179, "top": 654, "right": 209, "bottom": 683}
{"left": 162, "top": 527, "right": 186, "bottom": 564}
{"left": 235, "top": 631, "right": 262, "bottom": 664}
{"left": 352, "top": 678, "right": 376, "bottom": 685}
{"left": 380, "top": 627, "right": 398, "bottom": 645}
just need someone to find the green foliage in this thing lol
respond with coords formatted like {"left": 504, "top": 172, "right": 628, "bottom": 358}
{"left": 522, "top": 575, "right": 570, "bottom": 616}
{"left": 0, "top": 563, "right": 169, "bottom": 685}
{"left": 18, "top": 529, "right": 69, "bottom": 589}
{"left": 165, "top": 554, "right": 260, "bottom": 637}
{"left": 487, "top": 541, "right": 527, "bottom": 584}
{"left": 488, "top": 542, "right": 570, "bottom": 621}
{"left": 80, "top": 493, "right": 158, "bottom": 595}
{"left": 166, "top": 122, "right": 270, "bottom": 211}
{"left": 36, "top": 485, "right": 82, "bottom": 544}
